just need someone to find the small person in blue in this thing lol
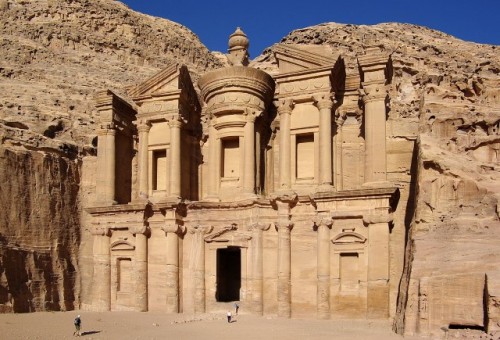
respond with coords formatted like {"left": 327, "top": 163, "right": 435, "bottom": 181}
{"left": 73, "top": 315, "right": 81, "bottom": 336}
{"left": 234, "top": 302, "right": 239, "bottom": 315}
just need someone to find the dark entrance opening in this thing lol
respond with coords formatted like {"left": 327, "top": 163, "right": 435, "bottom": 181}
{"left": 216, "top": 247, "right": 241, "bottom": 302}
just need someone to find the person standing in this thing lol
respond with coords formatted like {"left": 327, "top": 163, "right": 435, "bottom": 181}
{"left": 234, "top": 302, "right": 239, "bottom": 315}
{"left": 227, "top": 310, "right": 232, "bottom": 323}
{"left": 73, "top": 315, "right": 81, "bottom": 336}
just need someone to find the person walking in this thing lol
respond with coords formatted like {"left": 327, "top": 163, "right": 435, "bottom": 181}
{"left": 234, "top": 302, "right": 239, "bottom": 315}
{"left": 73, "top": 315, "right": 82, "bottom": 336}
{"left": 227, "top": 310, "right": 232, "bottom": 323}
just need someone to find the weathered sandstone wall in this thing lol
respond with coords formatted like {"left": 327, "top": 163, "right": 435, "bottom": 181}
{"left": 0, "top": 143, "right": 80, "bottom": 312}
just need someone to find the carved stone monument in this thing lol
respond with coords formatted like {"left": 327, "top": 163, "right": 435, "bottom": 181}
{"left": 86, "top": 28, "right": 399, "bottom": 319}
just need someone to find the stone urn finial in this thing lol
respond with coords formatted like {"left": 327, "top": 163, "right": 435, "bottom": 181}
{"left": 228, "top": 27, "right": 249, "bottom": 66}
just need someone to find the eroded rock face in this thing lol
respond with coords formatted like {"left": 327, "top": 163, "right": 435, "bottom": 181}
{"left": 0, "top": 146, "right": 80, "bottom": 312}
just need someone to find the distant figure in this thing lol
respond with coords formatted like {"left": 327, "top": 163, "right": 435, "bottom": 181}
{"left": 227, "top": 310, "right": 232, "bottom": 323}
{"left": 73, "top": 315, "right": 81, "bottom": 336}
{"left": 234, "top": 302, "right": 239, "bottom": 315}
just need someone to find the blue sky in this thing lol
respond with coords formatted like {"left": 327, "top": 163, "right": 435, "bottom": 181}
{"left": 121, "top": 0, "right": 499, "bottom": 58}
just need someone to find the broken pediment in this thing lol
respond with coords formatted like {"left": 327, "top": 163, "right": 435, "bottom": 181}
{"left": 128, "top": 64, "right": 195, "bottom": 100}
{"left": 110, "top": 239, "right": 135, "bottom": 251}
{"left": 332, "top": 231, "right": 367, "bottom": 245}
{"left": 273, "top": 44, "right": 337, "bottom": 73}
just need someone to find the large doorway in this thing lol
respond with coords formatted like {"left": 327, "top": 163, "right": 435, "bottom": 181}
{"left": 216, "top": 247, "right": 241, "bottom": 302}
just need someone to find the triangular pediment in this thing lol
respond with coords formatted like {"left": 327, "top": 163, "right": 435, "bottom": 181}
{"left": 273, "top": 44, "right": 337, "bottom": 73}
{"left": 128, "top": 64, "right": 188, "bottom": 99}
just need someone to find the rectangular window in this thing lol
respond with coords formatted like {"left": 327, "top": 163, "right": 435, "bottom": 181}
{"left": 340, "top": 253, "right": 359, "bottom": 292}
{"left": 221, "top": 138, "right": 240, "bottom": 178}
{"left": 296, "top": 133, "right": 314, "bottom": 179}
{"left": 117, "top": 258, "right": 132, "bottom": 292}
{"left": 152, "top": 149, "right": 166, "bottom": 190}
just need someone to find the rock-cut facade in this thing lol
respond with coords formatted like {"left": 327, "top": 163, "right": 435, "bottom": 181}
{"left": 86, "top": 28, "right": 401, "bottom": 320}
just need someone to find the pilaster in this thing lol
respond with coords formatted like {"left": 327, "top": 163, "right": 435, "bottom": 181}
{"left": 363, "top": 209, "right": 393, "bottom": 318}
{"left": 162, "top": 214, "right": 185, "bottom": 313}
{"left": 358, "top": 47, "right": 390, "bottom": 186}
{"left": 137, "top": 121, "right": 151, "bottom": 201}
{"left": 313, "top": 93, "right": 335, "bottom": 191}
{"left": 248, "top": 222, "right": 270, "bottom": 314}
{"left": 276, "top": 99, "right": 294, "bottom": 191}
{"left": 190, "top": 225, "right": 214, "bottom": 314}
{"left": 314, "top": 214, "right": 333, "bottom": 319}
{"left": 91, "top": 225, "right": 111, "bottom": 311}
{"left": 272, "top": 192, "right": 297, "bottom": 318}
{"left": 168, "top": 117, "right": 183, "bottom": 199}
{"left": 130, "top": 224, "right": 149, "bottom": 312}
{"left": 96, "top": 124, "right": 117, "bottom": 205}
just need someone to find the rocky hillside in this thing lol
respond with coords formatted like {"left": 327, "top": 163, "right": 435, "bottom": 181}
{"left": 0, "top": 0, "right": 499, "bottom": 335}
{"left": 0, "top": 0, "right": 222, "bottom": 312}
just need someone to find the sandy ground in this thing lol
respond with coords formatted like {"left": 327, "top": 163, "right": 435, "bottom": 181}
{"left": 0, "top": 310, "right": 432, "bottom": 340}
{"left": 2, "top": 310, "right": 491, "bottom": 340}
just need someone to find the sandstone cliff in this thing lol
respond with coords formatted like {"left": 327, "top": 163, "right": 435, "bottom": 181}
{"left": 0, "top": 0, "right": 221, "bottom": 312}
{"left": 0, "top": 0, "right": 499, "bottom": 336}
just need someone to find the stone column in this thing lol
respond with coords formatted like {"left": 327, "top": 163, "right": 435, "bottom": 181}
{"left": 190, "top": 225, "right": 213, "bottom": 314}
{"left": 364, "top": 211, "right": 392, "bottom": 318}
{"left": 137, "top": 121, "right": 151, "bottom": 199}
{"left": 206, "top": 121, "right": 218, "bottom": 200}
{"left": 96, "top": 124, "right": 117, "bottom": 205}
{"left": 313, "top": 93, "right": 334, "bottom": 190}
{"left": 162, "top": 223, "right": 184, "bottom": 313}
{"left": 277, "top": 99, "right": 294, "bottom": 190}
{"left": 248, "top": 222, "right": 270, "bottom": 314}
{"left": 91, "top": 225, "right": 111, "bottom": 311}
{"left": 131, "top": 225, "right": 148, "bottom": 312}
{"left": 358, "top": 49, "right": 390, "bottom": 185}
{"left": 274, "top": 194, "right": 295, "bottom": 318}
{"left": 243, "top": 112, "right": 257, "bottom": 195}
{"left": 168, "top": 118, "right": 182, "bottom": 198}
{"left": 314, "top": 216, "right": 332, "bottom": 319}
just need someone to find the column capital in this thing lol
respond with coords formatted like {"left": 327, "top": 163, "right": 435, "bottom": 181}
{"left": 130, "top": 224, "right": 148, "bottom": 235}
{"left": 275, "top": 220, "right": 293, "bottom": 231}
{"left": 274, "top": 98, "right": 294, "bottom": 115}
{"left": 313, "top": 216, "right": 333, "bottom": 229}
{"left": 189, "top": 224, "right": 214, "bottom": 235}
{"left": 137, "top": 120, "right": 151, "bottom": 133}
{"left": 363, "top": 211, "right": 393, "bottom": 225}
{"left": 248, "top": 222, "right": 271, "bottom": 232}
{"left": 313, "top": 92, "right": 335, "bottom": 111}
{"left": 90, "top": 224, "right": 110, "bottom": 236}
{"left": 98, "top": 123, "right": 116, "bottom": 136}
{"left": 360, "top": 83, "right": 388, "bottom": 104}
{"left": 168, "top": 119, "right": 183, "bottom": 129}
{"left": 161, "top": 224, "right": 186, "bottom": 235}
